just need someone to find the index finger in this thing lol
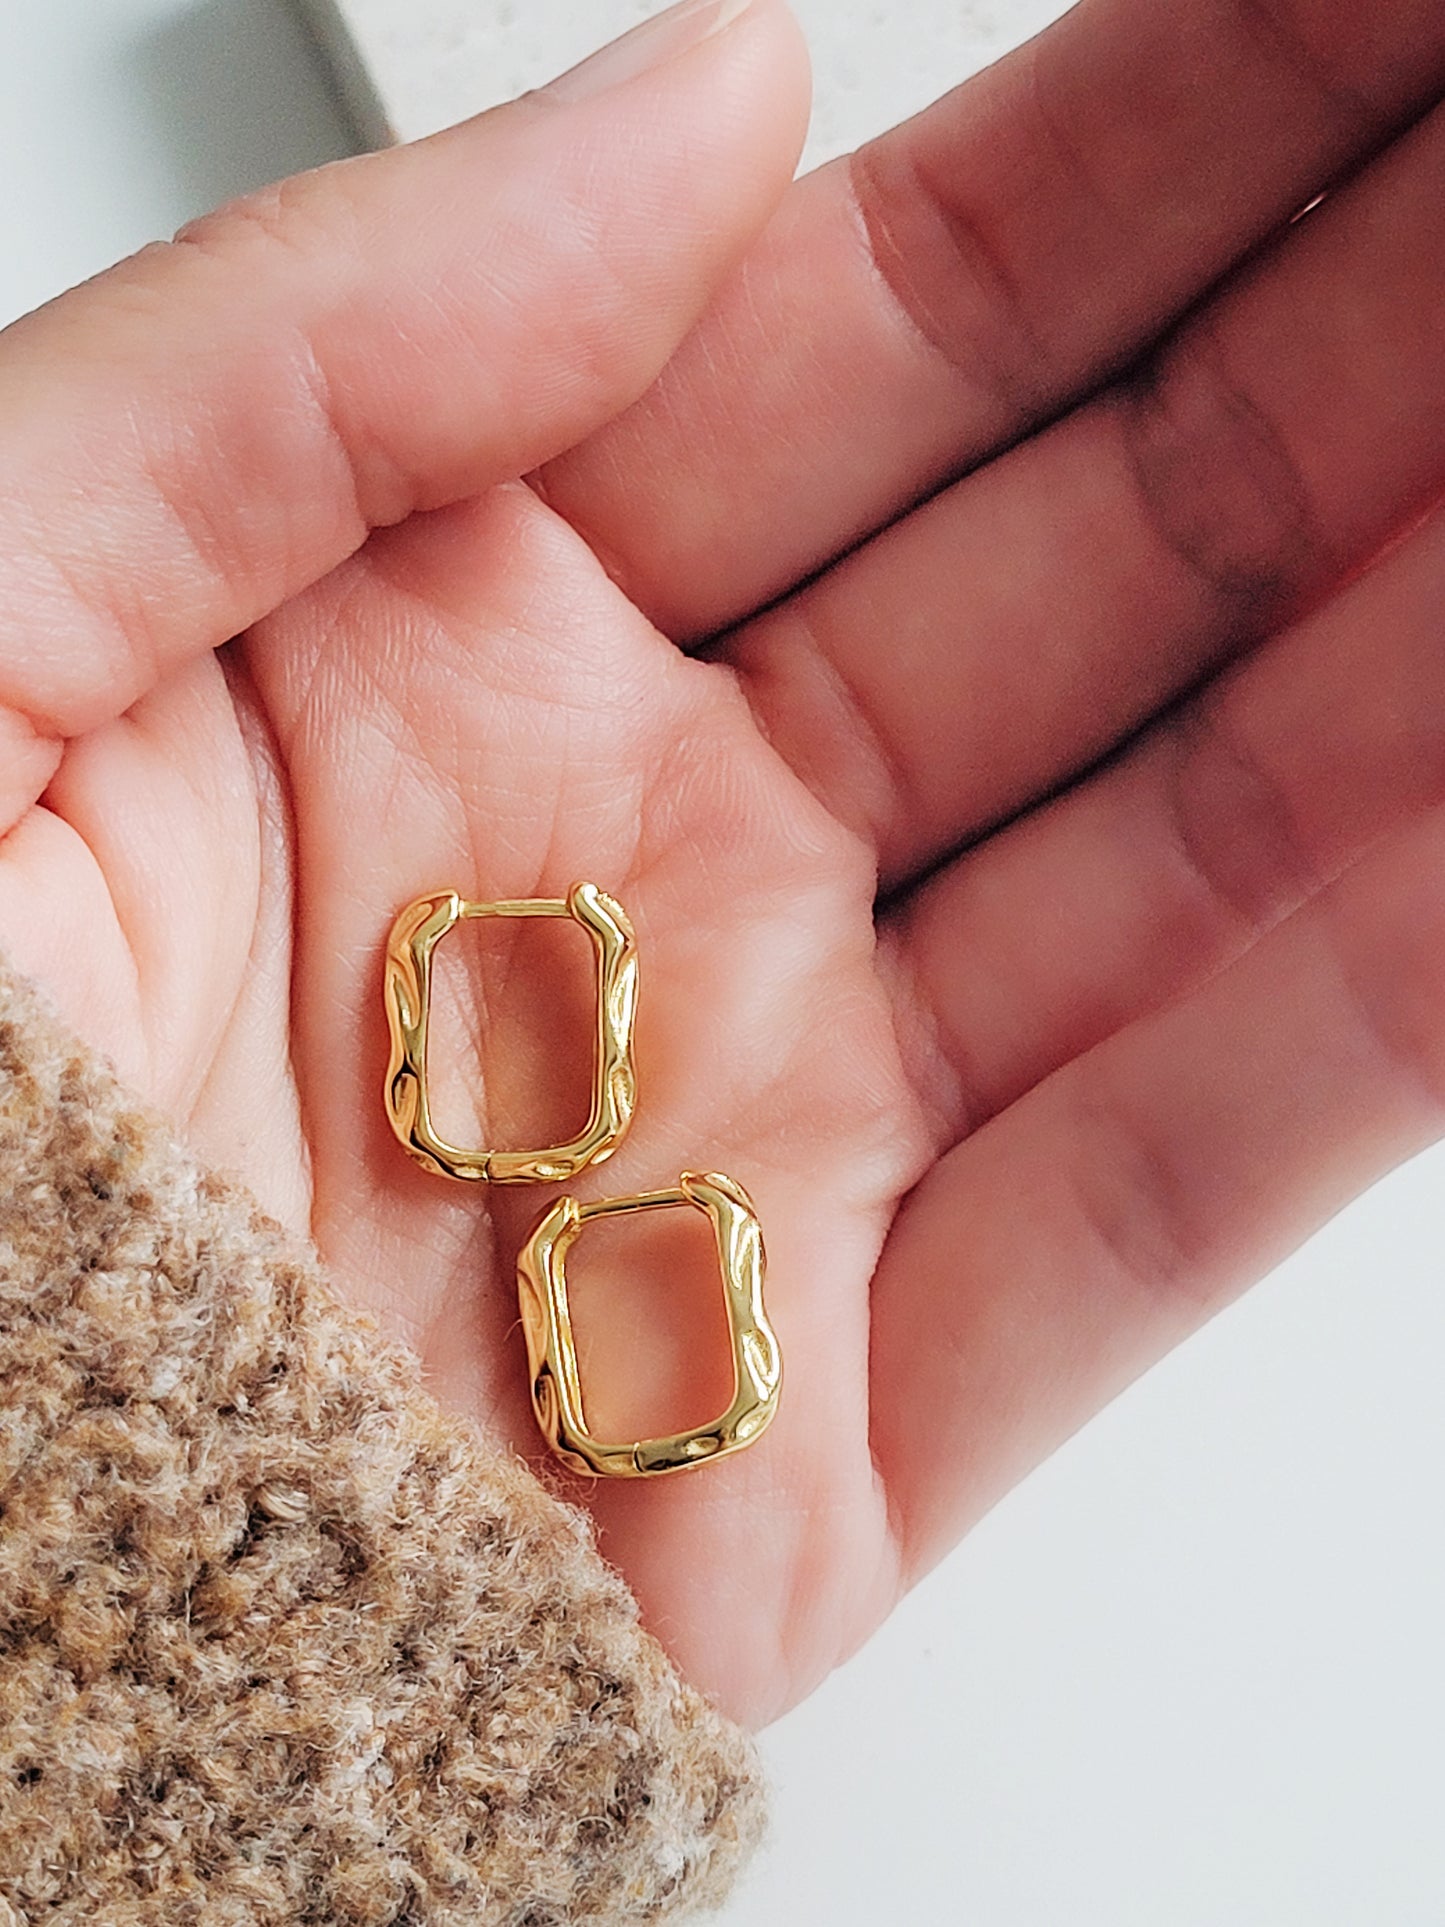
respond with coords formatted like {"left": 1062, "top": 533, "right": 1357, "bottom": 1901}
{"left": 539, "top": 0, "right": 1445, "bottom": 638}
{"left": 0, "top": 0, "right": 806, "bottom": 783}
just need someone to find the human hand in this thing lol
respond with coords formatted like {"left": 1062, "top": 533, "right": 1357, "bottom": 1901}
{"left": 5, "top": 0, "right": 1445, "bottom": 1737}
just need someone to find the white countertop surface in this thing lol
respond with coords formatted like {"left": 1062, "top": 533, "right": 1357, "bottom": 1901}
{"left": 1, "top": 4, "right": 1442, "bottom": 1921}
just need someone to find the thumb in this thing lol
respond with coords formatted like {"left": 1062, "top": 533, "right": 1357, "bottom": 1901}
{"left": 0, "top": 0, "right": 808, "bottom": 780}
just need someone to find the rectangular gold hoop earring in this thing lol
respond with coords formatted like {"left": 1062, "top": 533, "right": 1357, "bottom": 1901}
{"left": 383, "top": 880, "right": 638, "bottom": 1185}
{"left": 517, "top": 1170, "right": 782, "bottom": 1478}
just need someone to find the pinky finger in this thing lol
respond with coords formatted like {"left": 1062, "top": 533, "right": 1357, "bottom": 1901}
{"left": 871, "top": 806, "right": 1445, "bottom": 1580}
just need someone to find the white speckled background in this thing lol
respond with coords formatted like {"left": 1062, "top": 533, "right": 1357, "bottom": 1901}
{"left": 302, "top": 0, "right": 1069, "bottom": 162}
{"left": 2, "top": 2, "right": 1444, "bottom": 1921}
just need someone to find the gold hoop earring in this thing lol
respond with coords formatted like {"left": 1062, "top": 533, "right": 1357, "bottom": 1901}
{"left": 382, "top": 881, "right": 638, "bottom": 1185}
{"left": 517, "top": 1170, "right": 782, "bottom": 1478}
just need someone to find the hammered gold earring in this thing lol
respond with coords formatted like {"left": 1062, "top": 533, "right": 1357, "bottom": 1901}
{"left": 383, "top": 881, "right": 639, "bottom": 1185}
{"left": 382, "top": 883, "right": 782, "bottom": 1479}
{"left": 518, "top": 1170, "right": 781, "bottom": 1479}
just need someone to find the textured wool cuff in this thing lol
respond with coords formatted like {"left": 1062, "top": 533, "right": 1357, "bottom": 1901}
{"left": 0, "top": 957, "right": 762, "bottom": 1923}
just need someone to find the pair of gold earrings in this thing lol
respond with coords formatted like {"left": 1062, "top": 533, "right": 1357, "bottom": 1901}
{"left": 381, "top": 883, "right": 781, "bottom": 1479}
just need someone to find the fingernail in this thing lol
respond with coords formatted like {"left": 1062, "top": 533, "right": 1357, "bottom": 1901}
{"left": 545, "top": 0, "right": 755, "bottom": 104}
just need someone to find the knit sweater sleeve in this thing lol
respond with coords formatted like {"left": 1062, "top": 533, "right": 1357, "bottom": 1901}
{"left": 0, "top": 956, "right": 763, "bottom": 1925}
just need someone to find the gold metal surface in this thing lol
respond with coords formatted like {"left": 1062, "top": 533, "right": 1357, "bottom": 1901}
{"left": 517, "top": 1170, "right": 782, "bottom": 1478}
{"left": 383, "top": 881, "right": 638, "bottom": 1184}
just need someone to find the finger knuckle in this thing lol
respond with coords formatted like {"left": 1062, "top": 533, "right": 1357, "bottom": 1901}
{"left": 1117, "top": 325, "right": 1331, "bottom": 626}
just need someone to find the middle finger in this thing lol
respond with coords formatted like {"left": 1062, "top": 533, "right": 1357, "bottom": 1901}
{"left": 538, "top": 0, "right": 1445, "bottom": 641}
{"left": 722, "top": 87, "right": 1445, "bottom": 885}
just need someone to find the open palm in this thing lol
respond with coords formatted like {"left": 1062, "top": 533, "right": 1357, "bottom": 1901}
{"left": 7, "top": 0, "right": 1445, "bottom": 1731}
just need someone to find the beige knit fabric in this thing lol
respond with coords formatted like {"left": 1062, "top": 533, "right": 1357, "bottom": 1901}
{"left": 0, "top": 958, "right": 762, "bottom": 1924}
